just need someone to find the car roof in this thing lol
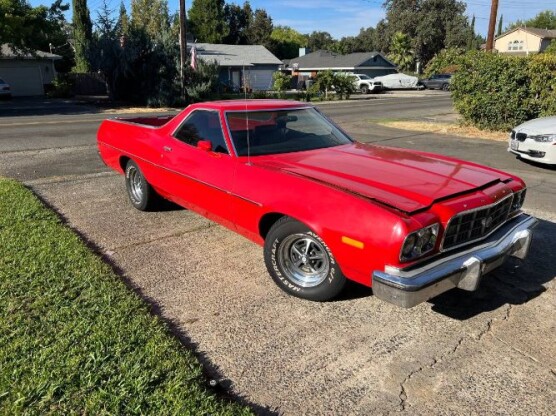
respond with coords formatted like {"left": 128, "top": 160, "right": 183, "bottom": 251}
{"left": 187, "top": 99, "right": 312, "bottom": 112}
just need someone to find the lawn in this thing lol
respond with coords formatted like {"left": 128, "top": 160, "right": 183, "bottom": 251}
{"left": 0, "top": 178, "right": 251, "bottom": 415}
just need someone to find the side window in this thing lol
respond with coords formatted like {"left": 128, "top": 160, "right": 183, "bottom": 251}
{"left": 173, "top": 110, "right": 229, "bottom": 154}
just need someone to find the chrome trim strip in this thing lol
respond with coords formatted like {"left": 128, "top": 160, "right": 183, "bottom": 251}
{"left": 99, "top": 141, "right": 263, "bottom": 207}
{"left": 440, "top": 192, "right": 515, "bottom": 252}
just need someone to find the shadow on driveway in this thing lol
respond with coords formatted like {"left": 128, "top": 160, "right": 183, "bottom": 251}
{"left": 430, "top": 218, "right": 555, "bottom": 319}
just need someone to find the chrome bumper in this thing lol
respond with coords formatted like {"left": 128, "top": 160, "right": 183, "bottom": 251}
{"left": 372, "top": 214, "right": 538, "bottom": 308}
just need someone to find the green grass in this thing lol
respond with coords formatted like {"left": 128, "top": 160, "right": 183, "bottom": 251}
{"left": 0, "top": 178, "right": 252, "bottom": 415}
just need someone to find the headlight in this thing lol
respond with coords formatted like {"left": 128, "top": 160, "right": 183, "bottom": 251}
{"left": 400, "top": 223, "right": 440, "bottom": 262}
{"left": 530, "top": 134, "right": 556, "bottom": 143}
{"left": 511, "top": 189, "right": 527, "bottom": 212}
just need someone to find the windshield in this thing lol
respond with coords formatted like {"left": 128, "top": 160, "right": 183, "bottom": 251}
{"left": 357, "top": 74, "right": 371, "bottom": 80}
{"left": 226, "top": 108, "right": 353, "bottom": 156}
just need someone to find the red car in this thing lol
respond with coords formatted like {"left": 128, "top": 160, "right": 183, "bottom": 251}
{"left": 97, "top": 100, "right": 537, "bottom": 307}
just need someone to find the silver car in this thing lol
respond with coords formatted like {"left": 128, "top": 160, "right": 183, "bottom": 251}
{"left": 0, "top": 78, "right": 11, "bottom": 98}
{"left": 509, "top": 116, "right": 556, "bottom": 165}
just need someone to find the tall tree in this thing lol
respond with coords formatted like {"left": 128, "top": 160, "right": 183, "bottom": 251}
{"left": 117, "top": 1, "right": 129, "bottom": 36}
{"left": 223, "top": 2, "right": 250, "bottom": 44}
{"left": 378, "top": 0, "right": 469, "bottom": 64}
{"left": 245, "top": 8, "right": 273, "bottom": 48}
{"left": 72, "top": 0, "right": 93, "bottom": 72}
{"left": 305, "top": 31, "right": 335, "bottom": 52}
{"left": 497, "top": 14, "right": 503, "bottom": 36}
{"left": 189, "top": 0, "right": 227, "bottom": 43}
{"left": 131, "top": 0, "right": 170, "bottom": 39}
{"left": 388, "top": 31, "right": 414, "bottom": 72}
{"left": 509, "top": 10, "right": 556, "bottom": 31}
{"left": 270, "top": 25, "right": 306, "bottom": 59}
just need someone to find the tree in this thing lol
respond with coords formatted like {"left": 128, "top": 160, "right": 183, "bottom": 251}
{"left": 246, "top": 8, "right": 273, "bottom": 48}
{"left": 223, "top": 2, "right": 250, "bottom": 44}
{"left": 188, "top": 0, "right": 227, "bottom": 43}
{"left": 508, "top": 10, "right": 556, "bottom": 31}
{"left": 497, "top": 15, "right": 503, "bottom": 36}
{"left": 305, "top": 31, "right": 335, "bottom": 52}
{"left": 388, "top": 32, "right": 414, "bottom": 72}
{"left": 131, "top": 0, "right": 170, "bottom": 39}
{"left": 377, "top": 0, "right": 470, "bottom": 65}
{"left": 0, "top": 1, "right": 68, "bottom": 52}
{"left": 117, "top": 1, "right": 130, "bottom": 36}
{"left": 545, "top": 39, "right": 556, "bottom": 54}
{"left": 72, "top": 0, "right": 93, "bottom": 72}
{"left": 270, "top": 25, "right": 306, "bottom": 59}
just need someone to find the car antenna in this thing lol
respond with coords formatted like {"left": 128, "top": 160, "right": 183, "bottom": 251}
{"left": 244, "top": 64, "right": 251, "bottom": 166}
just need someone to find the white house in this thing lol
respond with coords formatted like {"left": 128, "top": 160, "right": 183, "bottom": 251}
{"left": 0, "top": 44, "right": 62, "bottom": 96}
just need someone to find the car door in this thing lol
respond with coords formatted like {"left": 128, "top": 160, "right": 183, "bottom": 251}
{"left": 159, "top": 109, "right": 237, "bottom": 228}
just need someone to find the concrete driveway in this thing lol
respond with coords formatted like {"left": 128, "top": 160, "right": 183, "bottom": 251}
{"left": 1, "top": 96, "right": 554, "bottom": 415}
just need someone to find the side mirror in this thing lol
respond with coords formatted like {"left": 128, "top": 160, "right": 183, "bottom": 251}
{"left": 197, "top": 140, "right": 212, "bottom": 151}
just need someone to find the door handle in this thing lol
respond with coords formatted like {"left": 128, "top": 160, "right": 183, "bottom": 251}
{"left": 163, "top": 146, "right": 172, "bottom": 152}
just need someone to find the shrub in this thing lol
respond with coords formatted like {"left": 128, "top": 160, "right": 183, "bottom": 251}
{"left": 272, "top": 71, "right": 292, "bottom": 98}
{"left": 424, "top": 48, "right": 466, "bottom": 77}
{"left": 451, "top": 52, "right": 534, "bottom": 130}
{"left": 528, "top": 53, "right": 556, "bottom": 117}
{"left": 333, "top": 73, "right": 356, "bottom": 100}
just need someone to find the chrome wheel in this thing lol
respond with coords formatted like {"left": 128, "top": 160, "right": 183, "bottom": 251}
{"left": 128, "top": 166, "right": 144, "bottom": 203}
{"left": 278, "top": 233, "right": 330, "bottom": 288}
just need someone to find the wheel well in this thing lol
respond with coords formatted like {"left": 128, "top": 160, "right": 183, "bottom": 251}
{"left": 119, "top": 156, "right": 130, "bottom": 173}
{"left": 259, "top": 213, "right": 286, "bottom": 239}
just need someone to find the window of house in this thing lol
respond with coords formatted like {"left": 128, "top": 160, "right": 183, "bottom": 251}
{"left": 173, "top": 110, "right": 229, "bottom": 154}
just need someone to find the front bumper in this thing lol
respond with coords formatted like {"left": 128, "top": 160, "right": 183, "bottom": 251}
{"left": 372, "top": 214, "right": 538, "bottom": 308}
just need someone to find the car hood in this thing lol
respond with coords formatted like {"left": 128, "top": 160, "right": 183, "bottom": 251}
{"left": 514, "top": 116, "right": 556, "bottom": 135}
{"left": 256, "top": 143, "right": 511, "bottom": 213}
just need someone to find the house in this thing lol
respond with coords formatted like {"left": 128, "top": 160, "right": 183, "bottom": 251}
{"left": 0, "top": 44, "right": 61, "bottom": 96}
{"left": 194, "top": 43, "right": 282, "bottom": 91}
{"left": 285, "top": 49, "right": 398, "bottom": 79}
{"left": 494, "top": 27, "right": 556, "bottom": 55}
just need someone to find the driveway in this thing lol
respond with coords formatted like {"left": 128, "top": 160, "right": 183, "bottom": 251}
{"left": 1, "top": 96, "right": 554, "bottom": 415}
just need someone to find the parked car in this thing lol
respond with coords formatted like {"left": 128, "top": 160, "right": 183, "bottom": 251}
{"left": 0, "top": 78, "right": 11, "bottom": 99}
{"left": 350, "top": 73, "right": 383, "bottom": 94}
{"left": 373, "top": 73, "right": 421, "bottom": 90}
{"left": 421, "top": 74, "right": 452, "bottom": 91}
{"left": 97, "top": 100, "right": 537, "bottom": 308}
{"left": 509, "top": 116, "right": 556, "bottom": 165}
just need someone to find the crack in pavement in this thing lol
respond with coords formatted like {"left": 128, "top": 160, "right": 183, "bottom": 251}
{"left": 491, "top": 335, "right": 540, "bottom": 364}
{"left": 397, "top": 336, "right": 465, "bottom": 412}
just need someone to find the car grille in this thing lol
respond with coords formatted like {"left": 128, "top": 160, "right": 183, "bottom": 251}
{"left": 442, "top": 194, "right": 514, "bottom": 250}
{"left": 510, "top": 131, "right": 527, "bottom": 141}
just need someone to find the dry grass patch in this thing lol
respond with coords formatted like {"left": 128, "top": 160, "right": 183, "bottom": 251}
{"left": 378, "top": 121, "right": 508, "bottom": 141}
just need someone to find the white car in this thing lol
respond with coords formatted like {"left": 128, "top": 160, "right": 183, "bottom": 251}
{"left": 350, "top": 73, "right": 383, "bottom": 94}
{"left": 509, "top": 116, "right": 556, "bottom": 165}
{"left": 372, "top": 73, "right": 420, "bottom": 89}
{"left": 0, "top": 78, "right": 11, "bottom": 98}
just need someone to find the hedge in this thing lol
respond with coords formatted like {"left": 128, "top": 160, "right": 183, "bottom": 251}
{"left": 426, "top": 49, "right": 556, "bottom": 130}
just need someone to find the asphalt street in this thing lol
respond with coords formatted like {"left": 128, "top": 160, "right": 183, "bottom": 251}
{"left": 0, "top": 95, "right": 554, "bottom": 415}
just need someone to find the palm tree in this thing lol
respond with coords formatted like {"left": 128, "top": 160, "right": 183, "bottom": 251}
{"left": 388, "top": 32, "right": 415, "bottom": 72}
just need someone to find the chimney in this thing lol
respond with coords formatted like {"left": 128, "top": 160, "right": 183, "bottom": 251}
{"left": 299, "top": 47, "right": 311, "bottom": 57}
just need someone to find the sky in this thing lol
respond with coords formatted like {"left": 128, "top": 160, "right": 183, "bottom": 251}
{"left": 30, "top": 0, "right": 556, "bottom": 39}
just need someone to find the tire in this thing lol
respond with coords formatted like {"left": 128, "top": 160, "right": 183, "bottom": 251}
{"left": 442, "top": 83, "right": 450, "bottom": 91}
{"left": 124, "top": 159, "right": 159, "bottom": 211}
{"left": 360, "top": 85, "right": 369, "bottom": 94}
{"left": 264, "top": 217, "right": 346, "bottom": 301}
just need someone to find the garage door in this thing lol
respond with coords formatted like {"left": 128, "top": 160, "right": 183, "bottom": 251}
{"left": 0, "top": 66, "right": 43, "bottom": 96}
{"left": 248, "top": 69, "right": 274, "bottom": 91}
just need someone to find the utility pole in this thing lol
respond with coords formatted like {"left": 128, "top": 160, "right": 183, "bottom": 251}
{"left": 486, "top": 0, "right": 499, "bottom": 52}
{"left": 179, "top": 0, "right": 187, "bottom": 98}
